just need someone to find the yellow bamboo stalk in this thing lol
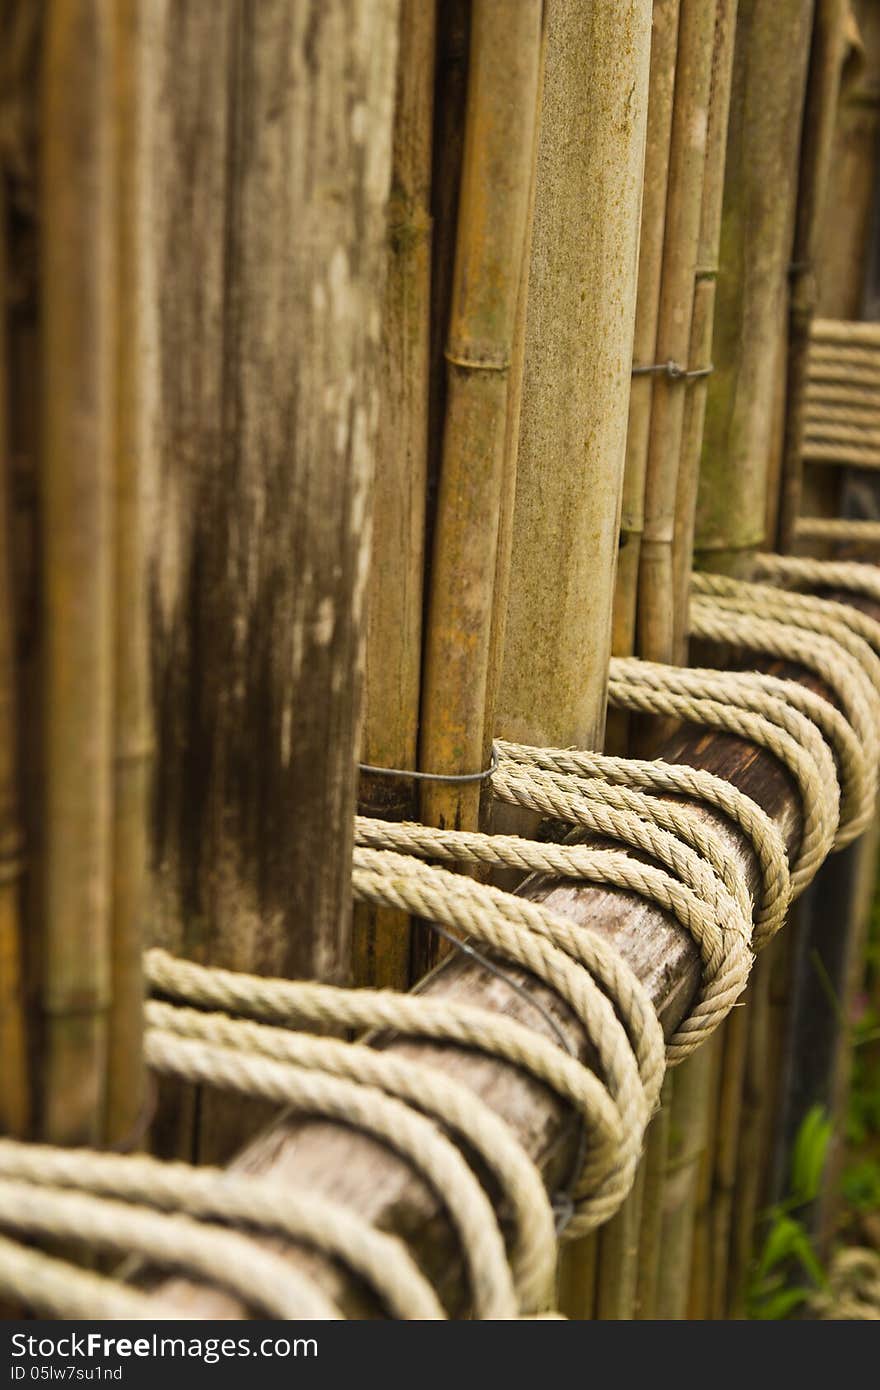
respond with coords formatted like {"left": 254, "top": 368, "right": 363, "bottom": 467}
{"left": 694, "top": 0, "right": 815, "bottom": 570}
{"left": 777, "top": 0, "right": 849, "bottom": 551}
{"left": 708, "top": 999, "right": 750, "bottom": 1317}
{"left": 671, "top": 0, "right": 739, "bottom": 656}
{"left": 419, "top": 0, "right": 543, "bottom": 837}
{"left": 487, "top": 0, "right": 654, "bottom": 1316}
{"left": 103, "top": 0, "right": 152, "bottom": 1149}
{"left": 353, "top": 0, "right": 436, "bottom": 990}
{"left": 634, "top": 1080, "right": 673, "bottom": 1316}
{"left": 638, "top": 0, "right": 718, "bottom": 665}
{"left": 686, "top": 1034, "right": 722, "bottom": 1317}
{"left": 0, "top": 172, "right": 30, "bottom": 1139}
{"left": 496, "top": 0, "right": 652, "bottom": 754}
{"left": 612, "top": 0, "right": 681, "bottom": 664}
{"left": 40, "top": 0, "right": 116, "bottom": 1146}
{"left": 656, "top": 1041, "right": 718, "bottom": 1318}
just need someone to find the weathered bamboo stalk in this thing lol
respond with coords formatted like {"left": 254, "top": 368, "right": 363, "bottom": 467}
{"left": 689, "top": 0, "right": 815, "bottom": 1317}
{"left": 146, "top": 0, "right": 401, "bottom": 1161}
{"left": 671, "top": 0, "right": 739, "bottom": 657}
{"left": 148, "top": 641, "right": 853, "bottom": 1318}
{"left": 694, "top": 0, "right": 816, "bottom": 572}
{"left": 0, "top": 171, "right": 30, "bottom": 1139}
{"left": 777, "top": 0, "right": 849, "bottom": 553}
{"left": 495, "top": 0, "right": 653, "bottom": 756}
{"left": 656, "top": 1039, "right": 718, "bottom": 1319}
{"left": 418, "top": 0, "right": 542, "bottom": 838}
{"left": 488, "top": 0, "right": 654, "bottom": 1318}
{"left": 40, "top": 0, "right": 116, "bottom": 1146}
{"left": 353, "top": 0, "right": 436, "bottom": 991}
{"left": 637, "top": 0, "right": 718, "bottom": 666}
{"left": 104, "top": 0, "right": 152, "bottom": 1149}
{"left": 630, "top": 0, "right": 738, "bottom": 1321}
{"left": 612, "top": 0, "right": 681, "bottom": 665}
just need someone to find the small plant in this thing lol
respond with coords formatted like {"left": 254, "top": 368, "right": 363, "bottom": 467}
{"left": 747, "top": 1105, "right": 832, "bottom": 1319}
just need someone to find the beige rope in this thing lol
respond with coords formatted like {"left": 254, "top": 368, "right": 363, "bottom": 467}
{"left": 608, "top": 659, "right": 838, "bottom": 894}
{"left": 496, "top": 740, "right": 791, "bottom": 947}
{"left": 0, "top": 1231, "right": 180, "bottom": 1320}
{"left": 753, "top": 552, "right": 880, "bottom": 606}
{"left": 353, "top": 832, "right": 746, "bottom": 1069}
{"left": 145, "top": 1029, "right": 519, "bottom": 1318}
{"left": 350, "top": 847, "right": 655, "bottom": 1233}
{"left": 145, "top": 947, "right": 623, "bottom": 1177}
{"left": 145, "top": 1001, "right": 555, "bottom": 1314}
{"left": 490, "top": 763, "right": 752, "bottom": 931}
{"left": 0, "top": 1177, "right": 342, "bottom": 1318}
{"left": 0, "top": 1138, "right": 445, "bottom": 1321}
{"left": 613, "top": 657, "right": 865, "bottom": 851}
{"left": 689, "top": 598, "right": 880, "bottom": 816}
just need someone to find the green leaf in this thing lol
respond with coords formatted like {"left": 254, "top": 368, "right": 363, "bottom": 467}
{"left": 791, "top": 1105, "right": 832, "bottom": 1204}
{"left": 751, "top": 1287, "right": 811, "bottom": 1320}
{"left": 755, "top": 1214, "right": 804, "bottom": 1280}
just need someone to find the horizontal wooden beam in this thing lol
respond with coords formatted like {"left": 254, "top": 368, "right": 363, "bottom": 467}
{"left": 146, "top": 613, "right": 868, "bottom": 1318}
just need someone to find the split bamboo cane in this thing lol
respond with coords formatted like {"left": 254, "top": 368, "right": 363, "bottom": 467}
{"left": 354, "top": 0, "right": 436, "bottom": 991}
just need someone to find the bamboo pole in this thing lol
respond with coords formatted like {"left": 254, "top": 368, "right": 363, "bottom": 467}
{"left": 40, "top": 0, "right": 116, "bottom": 1146}
{"left": 496, "top": 0, "right": 652, "bottom": 754}
{"left": 689, "top": 0, "right": 814, "bottom": 1316}
{"left": 694, "top": 0, "right": 816, "bottom": 573}
{"left": 0, "top": 170, "right": 30, "bottom": 1140}
{"left": 622, "top": 0, "right": 736, "bottom": 1322}
{"left": 671, "top": 0, "right": 739, "bottom": 656}
{"left": 656, "top": 1039, "right": 719, "bottom": 1319}
{"left": 612, "top": 0, "right": 681, "bottom": 665}
{"left": 487, "top": 0, "right": 654, "bottom": 1318}
{"left": 419, "top": 0, "right": 542, "bottom": 840}
{"left": 634, "top": 1080, "right": 672, "bottom": 1316}
{"left": 637, "top": 0, "right": 718, "bottom": 666}
{"left": 777, "top": 0, "right": 849, "bottom": 552}
{"left": 146, "top": 0, "right": 401, "bottom": 1161}
{"left": 103, "top": 0, "right": 152, "bottom": 1149}
{"left": 353, "top": 0, "right": 436, "bottom": 991}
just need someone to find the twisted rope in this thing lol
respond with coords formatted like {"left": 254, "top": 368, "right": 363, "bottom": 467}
{"left": 496, "top": 740, "right": 790, "bottom": 947}
{"left": 0, "top": 1138, "right": 444, "bottom": 1320}
{"left": 608, "top": 659, "right": 838, "bottom": 894}
{"left": 0, "top": 1232, "right": 178, "bottom": 1320}
{"left": 146, "top": 1000, "right": 555, "bottom": 1314}
{"left": 351, "top": 846, "right": 658, "bottom": 1233}
{"left": 753, "top": 553, "right": 880, "bottom": 606}
{"left": 0, "top": 1177, "right": 342, "bottom": 1318}
{"left": 145, "top": 1029, "right": 519, "bottom": 1318}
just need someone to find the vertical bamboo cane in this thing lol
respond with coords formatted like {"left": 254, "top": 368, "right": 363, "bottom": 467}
{"left": 777, "top": 0, "right": 849, "bottom": 552}
{"left": 147, "top": 0, "right": 401, "bottom": 1162}
{"left": 692, "top": 0, "right": 815, "bottom": 1312}
{"left": 612, "top": 0, "right": 681, "bottom": 665}
{"left": 0, "top": 175, "right": 30, "bottom": 1139}
{"left": 600, "top": 1, "right": 683, "bottom": 1311}
{"left": 620, "top": 0, "right": 722, "bottom": 1321}
{"left": 671, "top": 0, "right": 739, "bottom": 656}
{"left": 488, "top": 0, "right": 653, "bottom": 1318}
{"left": 638, "top": 0, "right": 718, "bottom": 665}
{"left": 694, "top": 0, "right": 815, "bottom": 573}
{"left": 419, "top": 0, "right": 542, "bottom": 839}
{"left": 353, "top": 0, "right": 436, "bottom": 991}
{"left": 40, "top": 0, "right": 116, "bottom": 1146}
{"left": 103, "top": 0, "right": 152, "bottom": 1148}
